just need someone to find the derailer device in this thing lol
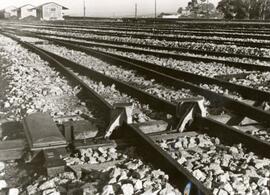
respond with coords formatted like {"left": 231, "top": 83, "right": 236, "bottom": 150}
{"left": 175, "top": 97, "right": 206, "bottom": 132}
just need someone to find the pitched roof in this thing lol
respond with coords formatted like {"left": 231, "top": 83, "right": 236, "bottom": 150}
{"left": 32, "top": 2, "right": 68, "bottom": 10}
{"left": 12, "top": 4, "right": 35, "bottom": 11}
{"left": 16, "top": 4, "right": 35, "bottom": 9}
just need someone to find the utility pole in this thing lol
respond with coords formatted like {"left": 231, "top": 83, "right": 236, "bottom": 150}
{"left": 153, "top": 0, "right": 157, "bottom": 31}
{"left": 83, "top": 0, "right": 86, "bottom": 17}
{"left": 154, "top": 0, "right": 157, "bottom": 18}
{"left": 135, "top": 3, "right": 137, "bottom": 18}
{"left": 207, "top": 0, "right": 209, "bottom": 19}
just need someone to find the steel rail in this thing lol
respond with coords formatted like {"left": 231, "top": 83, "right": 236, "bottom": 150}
{"left": 9, "top": 23, "right": 270, "bottom": 35}
{"left": 6, "top": 31, "right": 268, "bottom": 126}
{"left": 28, "top": 37, "right": 270, "bottom": 126}
{"left": 193, "top": 116, "right": 270, "bottom": 158}
{"left": 29, "top": 18, "right": 270, "bottom": 28}
{"left": 4, "top": 31, "right": 270, "bottom": 194}
{"left": 1, "top": 32, "right": 176, "bottom": 114}
{"left": 4, "top": 32, "right": 270, "bottom": 134}
{"left": 4, "top": 23, "right": 270, "bottom": 49}
{"left": 4, "top": 31, "right": 270, "bottom": 149}
{"left": 0, "top": 31, "right": 211, "bottom": 194}
{"left": 5, "top": 30, "right": 270, "bottom": 128}
{"left": 35, "top": 37, "right": 270, "bottom": 104}
{"left": 122, "top": 18, "right": 270, "bottom": 28}
{"left": 21, "top": 18, "right": 270, "bottom": 31}
{"left": 122, "top": 116, "right": 270, "bottom": 193}
{"left": 42, "top": 35, "right": 270, "bottom": 71}
{"left": 15, "top": 24, "right": 270, "bottom": 49}
{"left": 12, "top": 21, "right": 270, "bottom": 34}
{"left": 14, "top": 23, "right": 270, "bottom": 40}
{"left": 0, "top": 32, "right": 114, "bottom": 126}
{"left": 19, "top": 30, "right": 270, "bottom": 63}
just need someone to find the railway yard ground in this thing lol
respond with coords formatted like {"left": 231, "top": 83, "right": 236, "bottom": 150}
{"left": 0, "top": 19, "right": 270, "bottom": 195}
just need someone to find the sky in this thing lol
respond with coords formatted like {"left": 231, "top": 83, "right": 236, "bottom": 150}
{"left": 0, "top": 0, "right": 219, "bottom": 17}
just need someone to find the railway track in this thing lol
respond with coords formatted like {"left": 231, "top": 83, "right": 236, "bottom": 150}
{"left": 6, "top": 31, "right": 270, "bottom": 137}
{"left": 37, "top": 34, "right": 270, "bottom": 68}
{"left": 12, "top": 24, "right": 270, "bottom": 49}
{"left": 9, "top": 22, "right": 270, "bottom": 34}
{"left": 17, "top": 34, "right": 270, "bottom": 103}
{"left": 29, "top": 36, "right": 270, "bottom": 141}
{"left": 3, "top": 31, "right": 270, "bottom": 140}
{"left": 1, "top": 17, "right": 269, "bottom": 194}
{"left": 11, "top": 19, "right": 270, "bottom": 30}
{"left": 120, "top": 18, "right": 270, "bottom": 29}
{"left": 3, "top": 22, "right": 268, "bottom": 51}
{"left": 53, "top": 22, "right": 270, "bottom": 32}
{"left": 1, "top": 31, "right": 270, "bottom": 194}
{"left": 6, "top": 23, "right": 270, "bottom": 39}
{"left": 4, "top": 30, "right": 270, "bottom": 131}
{"left": 11, "top": 28, "right": 270, "bottom": 62}
{"left": 0, "top": 32, "right": 211, "bottom": 194}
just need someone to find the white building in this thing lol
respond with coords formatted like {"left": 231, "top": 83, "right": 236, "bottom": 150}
{"left": 158, "top": 13, "right": 181, "bottom": 19}
{"left": 16, "top": 4, "right": 36, "bottom": 19}
{"left": 32, "top": 2, "right": 68, "bottom": 21}
{"left": 162, "top": 14, "right": 181, "bottom": 19}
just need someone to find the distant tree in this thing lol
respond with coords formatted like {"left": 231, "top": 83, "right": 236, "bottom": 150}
{"left": 186, "top": 0, "right": 215, "bottom": 17}
{"left": 186, "top": 0, "right": 199, "bottom": 13}
{"left": 217, "top": 0, "right": 248, "bottom": 19}
{"left": 217, "top": 0, "right": 270, "bottom": 19}
{"left": 259, "top": 0, "right": 270, "bottom": 19}
{"left": 265, "top": 0, "right": 270, "bottom": 19}
{"left": 216, "top": 0, "right": 232, "bottom": 19}
{"left": 199, "top": 3, "right": 215, "bottom": 14}
{"left": 177, "top": 7, "right": 183, "bottom": 14}
{"left": 234, "top": 0, "right": 248, "bottom": 19}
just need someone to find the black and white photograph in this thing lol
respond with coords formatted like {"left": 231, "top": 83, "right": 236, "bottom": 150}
{"left": 0, "top": 0, "right": 270, "bottom": 194}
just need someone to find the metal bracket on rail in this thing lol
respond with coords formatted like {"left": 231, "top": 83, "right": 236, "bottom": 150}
{"left": 175, "top": 97, "right": 206, "bottom": 132}
{"left": 22, "top": 113, "right": 67, "bottom": 176}
{"left": 104, "top": 103, "right": 133, "bottom": 138}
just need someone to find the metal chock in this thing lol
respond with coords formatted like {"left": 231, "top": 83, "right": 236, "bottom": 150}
{"left": 176, "top": 97, "right": 206, "bottom": 132}
{"left": 104, "top": 103, "right": 133, "bottom": 138}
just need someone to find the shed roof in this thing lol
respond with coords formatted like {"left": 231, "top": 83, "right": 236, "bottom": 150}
{"left": 32, "top": 2, "right": 68, "bottom": 10}
{"left": 12, "top": 4, "right": 34, "bottom": 11}
{"left": 17, "top": 4, "right": 35, "bottom": 9}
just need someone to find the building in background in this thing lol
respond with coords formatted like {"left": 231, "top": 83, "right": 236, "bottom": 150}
{"left": 0, "top": 6, "right": 17, "bottom": 19}
{"left": 16, "top": 4, "right": 36, "bottom": 19}
{"left": 32, "top": 2, "right": 68, "bottom": 21}
{"left": 158, "top": 13, "right": 181, "bottom": 19}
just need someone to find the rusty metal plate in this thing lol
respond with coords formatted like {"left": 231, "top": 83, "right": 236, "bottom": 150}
{"left": 23, "top": 112, "right": 67, "bottom": 150}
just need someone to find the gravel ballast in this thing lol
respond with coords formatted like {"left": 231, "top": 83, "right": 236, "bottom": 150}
{"left": 0, "top": 35, "right": 92, "bottom": 124}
